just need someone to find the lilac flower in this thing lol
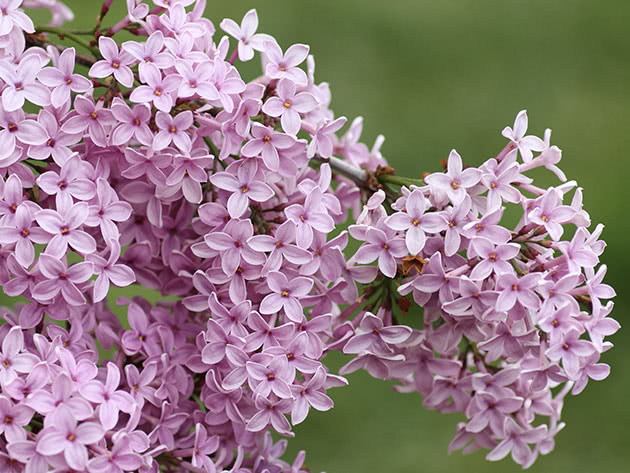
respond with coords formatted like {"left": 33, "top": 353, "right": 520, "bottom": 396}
{"left": 290, "top": 367, "right": 333, "bottom": 424}
{"left": 546, "top": 329, "right": 596, "bottom": 379}
{"left": 486, "top": 418, "right": 547, "bottom": 466}
{"left": 38, "top": 47, "right": 92, "bottom": 108}
{"left": 4, "top": 361, "right": 48, "bottom": 401}
{"left": 285, "top": 187, "right": 335, "bottom": 249}
{"left": 88, "top": 435, "right": 143, "bottom": 473}
{"left": 37, "top": 415, "right": 105, "bottom": 470}
{"left": 210, "top": 159, "right": 274, "bottom": 218}
{"left": 385, "top": 189, "right": 447, "bottom": 255}
{"left": 263, "top": 78, "right": 318, "bottom": 135}
{"left": 80, "top": 362, "right": 136, "bottom": 430}
{"left": 89, "top": 36, "right": 135, "bottom": 88}
{"left": 85, "top": 178, "right": 133, "bottom": 241}
{"left": 174, "top": 60, "right": 219, "bottom": 100}
{"left": 0, "top": 54, "right": 50, "bottom": 111}
{"left": 88, "top": 239, "right": 136, "bottom": 302}
{"left": 27, "top": 109, "right": 81, "bottom": 165}
{"left": 481, "top": 155, "right": 525, "bottom": 211}
{"left": 207, "top": 59, "right": 246, "bottom": 113}
{"left": 0, "top": 0, "right": 34, "bottom": 35}
{"left": 343, "top": 313, "right": 412, "bottom": 355}
{"left": 122, "top": 30, "right": 172, "bottom": 75}
{"left": 586, "top": 303, "right": 620, "bottom": 352}
{"left": 528, "top": 188, "right": 576, "bottom": 240}
{"left": 35, "top": 201, "right": 96, "bottom": 257}
{"left": 307, "top": 117, "right": 347, "bottom": 158}
{"left": 0, "top": 204, "right": 50, "bottom": 267}
{"left": 201, "top": 318, "right": 243, "bottom": 365}
{"left": 0, "top": 326, "right": 39, "bottom": 386}
{"left": 148, "top": 401, "right": 188, "bottom": 450}
{"left": 244, "top": 311, "right": 295, "bottom": 352}
{"left": 25, "top": 373, "right": 94, "bottom": 426}
{"left": 246, "top": 355, "right": 295, "bottom": 399}
{"left": 36, "top": 156, "right": 96, "bottom": 207}
{"left": 241, "top": 123, "right": 295, "bottom": 172}
{"left": 130, "top": 63, "right": 181, "bottom": 112}
{"left": 120, "top": 302, "right": 157, "bottom": 356}
{"left": 248, "top": 220, "right": 312, "bottom": 274}
{"left": 496, "top": 273, "right": 540, "bottom": 312}
{"left": 463, "top": 207, "right": 512, "bottom": 244}
{"left": 572, "top": 353, "right": 611, "bottom": 395}
{"left": 153, "top": 110, "right": 193, "bottom": 151}
{"left": 189, "top": 424, "right": 219, "bottom": 471}
{"left": 0, "top": 107, "right": 48, "bottom": 158}
{"left": 61, "top": 95, "right": 115, "bottom": 147}
{"left": 501, "top": 110, "right": 545, "bottom": 162}
{"left": 424, "top": 150, "right": 482, "bottom": 205}
{"left": 110, "top": 99, "right": 153, "bottom": 146}
{"left": 353, "top": 227, "right": 407, "bottom": 278}
{"left": 466, "top": 392, "right": 523, "bottom": 434}
{"left": 259, "top": 271, "right": 313, "bottom": 322}
{"left": 204, "top": 219, "right": 264, "bottom": 276}
{"left": 122, "top": 146, "right": 171, "bottom": 186}
{"left": 32, "top": 254, "right": 93, "bottom": 305}
{"left": 220, "top": 9, "right": 271, "bottom": 61}
{"left": 556, "top": 227, "right": 599, "bottom": 273}
{"left": 0, "top": 396, "right": 32, "bottom": 442}
{"left": 264, "top": 40, "right": 309, "bottom": 85}
{"left": 125, "top": 363, "right": 158, "bottom": 408}
{"left": 246, "top": 395, "right": 293, "bottom": 436}
{"left": 469, "top": 237, "right": 519, "bottom": 280}
{"left": 6, "top": 438, "right": 48, "bottom": 473}
{"left": 539, "top": 303, "right": 582, "bottom": 342}
{"left": 165, "top": 150, "right": 213, "bottom": 204}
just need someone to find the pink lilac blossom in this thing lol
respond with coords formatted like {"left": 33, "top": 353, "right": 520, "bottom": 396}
{"left": 0, "top": 2, "right": 618, "bottom": 473}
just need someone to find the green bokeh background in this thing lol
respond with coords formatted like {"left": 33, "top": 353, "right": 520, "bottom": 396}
{"left": 6, "top": 0, "right": 630, "bottom": 472}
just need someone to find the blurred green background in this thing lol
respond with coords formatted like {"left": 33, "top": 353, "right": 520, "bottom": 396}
{"left": 12, "top": 0, "right": 630, "bottom": 472}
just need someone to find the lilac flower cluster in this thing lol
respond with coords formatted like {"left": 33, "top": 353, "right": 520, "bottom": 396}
{"left": 0, "top": 1, "right": 618, "bottom": 471}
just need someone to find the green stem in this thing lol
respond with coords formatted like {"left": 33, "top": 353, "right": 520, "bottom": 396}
{"left": 35, "top": 26, "right": 100, "bottom": 57}
{"left": 378, "top": 174, "right": 424, "bottom": 187}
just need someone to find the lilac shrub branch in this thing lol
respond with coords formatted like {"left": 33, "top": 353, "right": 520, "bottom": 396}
{"left": 0, "top": 1, "right": 619, "bottom": 473}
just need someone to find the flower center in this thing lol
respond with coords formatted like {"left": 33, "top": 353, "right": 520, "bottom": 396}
{"left": 283, "top": 100, "right": 292, "bottom": 109}
{"left": 281, "top": 290, "right": 289, "bottom": 297}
